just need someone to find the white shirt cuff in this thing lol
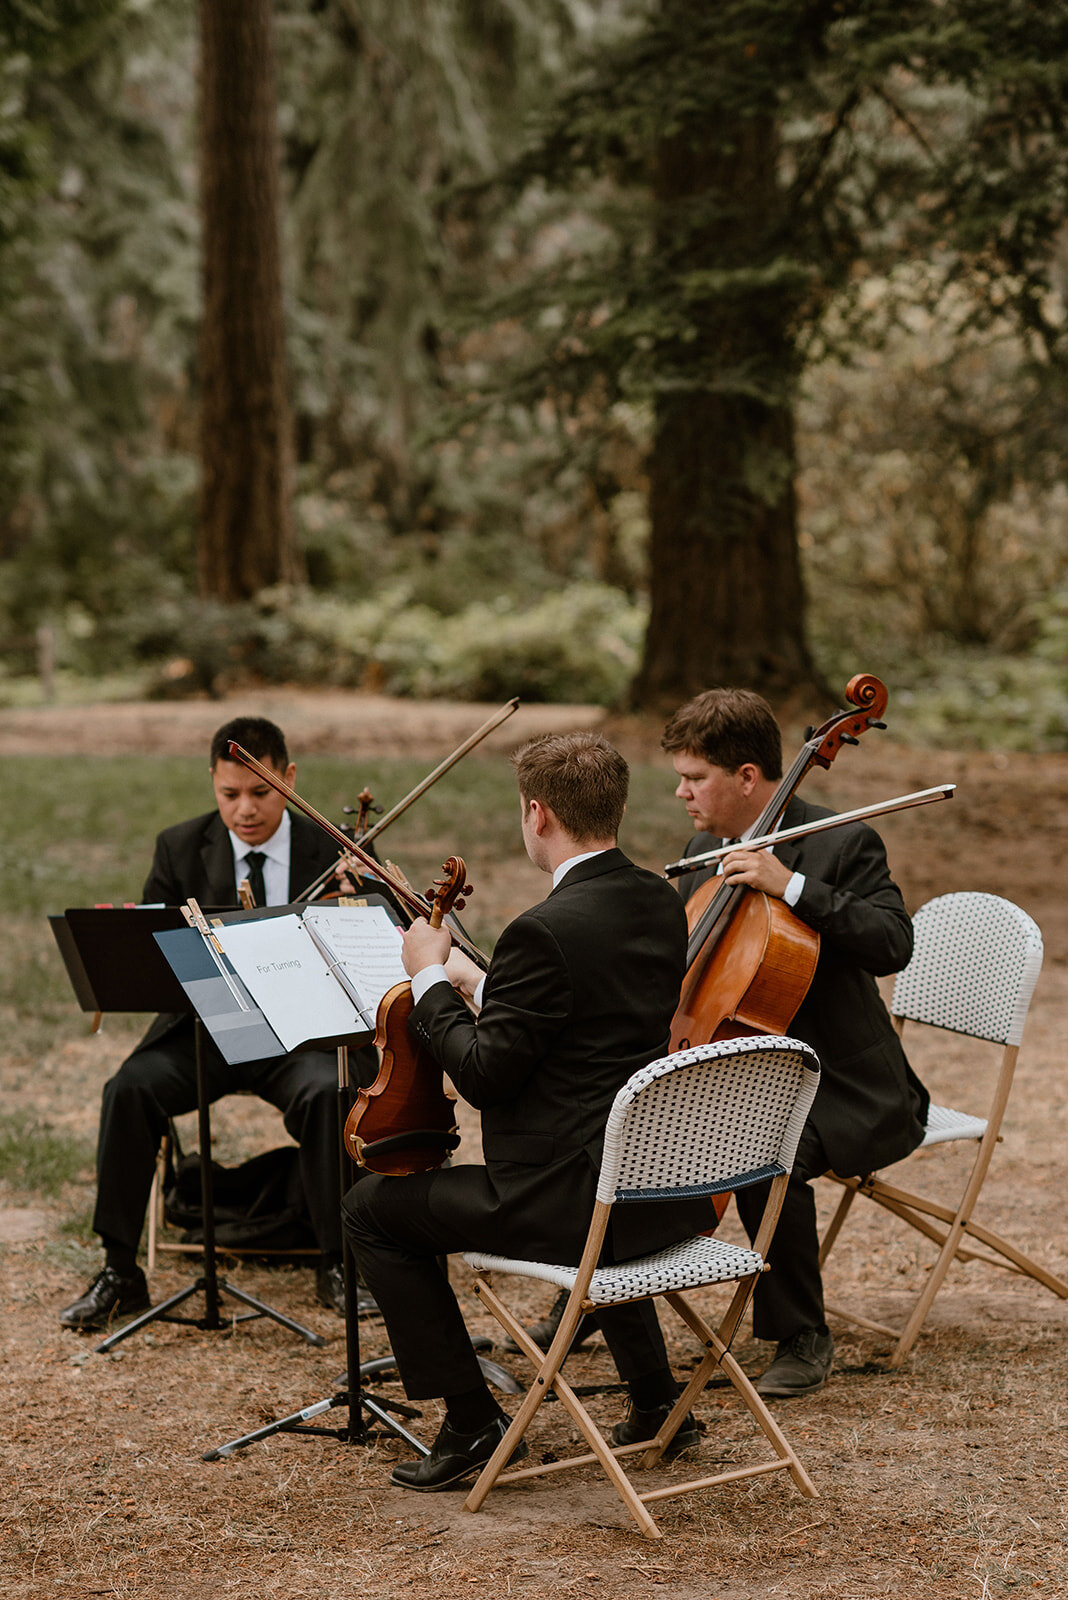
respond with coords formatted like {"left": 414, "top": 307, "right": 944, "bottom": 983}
{"left": 783, "top": 871, "right": 805, "bottom": 907}
{"left": 410, "top": 964, "right": 450, "bottom": 1005}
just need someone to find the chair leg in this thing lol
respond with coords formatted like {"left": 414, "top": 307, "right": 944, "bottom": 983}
{"left": 818, "top": 1177, "right": 860, "bottom": 1267}
{"left": 663, "top": 1291, "right": 818, "bottom": 1498}
{"left": 958, "top": 1219, "right": 1068, "bottom": 1296}
{"left": 146, "top": 1135, "right": 169, "bottom": 1274}
{"left": 463, "top": 1278, "right": 662, "bottom": 1539}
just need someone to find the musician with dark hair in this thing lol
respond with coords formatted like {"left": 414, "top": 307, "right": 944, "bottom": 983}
{"left": 342, "top": 731, "right": 703, "bottom": 1491}
{"left": 662, "top": 687, "right": 928, "bottom": 1398}
{"left": 58, "top": 716, "right": 379, "bottom": 1332}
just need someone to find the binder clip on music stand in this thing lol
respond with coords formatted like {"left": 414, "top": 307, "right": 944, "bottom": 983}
{"left": 47, "top": 904, "right": 323, "bottom": 1355}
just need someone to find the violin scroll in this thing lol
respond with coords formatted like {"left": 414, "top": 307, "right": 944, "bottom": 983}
{"left": 427, "top": 856, "right": 473, "bottom": 927}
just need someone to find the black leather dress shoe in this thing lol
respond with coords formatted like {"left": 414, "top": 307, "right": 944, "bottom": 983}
{"left": 390, "top": 1412, "right": 528, "bottom": 1491}
{"left": 754, "top": 1326, "right": 834, "bottom": 1398}
{"left": 59, "top": 1267, "right": 151, "bottom": 1331}
{"left": 504, "top": 1287, "right": 598, "bottom": 1354}
{"left": 315, "top": 1262, "right": 381, "bottom": 1318}
{"left": 611, "top": 1399, "right": 700, "bottom": 1460}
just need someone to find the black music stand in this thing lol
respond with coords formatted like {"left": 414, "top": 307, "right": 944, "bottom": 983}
{"left": 203, "top": 1042, "right": 431, "bottom": 1459}
{"left": 143, "top": 907, "right": 519, "bottom": 1459}
{"left": 49, "top": 907, "right": 324, "bottom": 1354}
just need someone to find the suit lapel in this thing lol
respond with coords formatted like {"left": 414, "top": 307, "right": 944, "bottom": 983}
{"left": 772, "top": 796, "right": 816, "bottom": 872}
{"left": 200, "top": 814, "right": 237, "bottom": 905}
{"left": 288, "top": 811, "right": 327, "bottom": 901}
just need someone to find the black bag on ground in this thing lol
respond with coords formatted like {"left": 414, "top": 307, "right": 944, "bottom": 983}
{"left": 163, "top": 1143, "right": 317, "bottom": 1252}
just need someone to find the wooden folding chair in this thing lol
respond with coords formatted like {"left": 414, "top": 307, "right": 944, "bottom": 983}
{"left": 461, "top": 1034, "right": 822, "bottom": 1539}
{"left": 820, "top": 891, "right": 1064, "bottom": 1366}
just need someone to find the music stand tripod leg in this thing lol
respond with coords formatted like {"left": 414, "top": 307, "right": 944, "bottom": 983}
{"left": 96, "top": 1021, "right": 324, "bottom": 1354}
{"left": 202, "top": 1043, "right": 431, "bottom": 1460}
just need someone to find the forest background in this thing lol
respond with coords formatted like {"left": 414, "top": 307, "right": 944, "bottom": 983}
{"left": 2, "top": 5, "right": 1068, "bottom": 1590}
{"left": 1, "top": 0, "right": 1066, "bottom": 744}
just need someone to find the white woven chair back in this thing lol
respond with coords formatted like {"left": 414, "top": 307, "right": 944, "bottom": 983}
{"left": 891, "top": 893, "right": 1043, "bottom": 1046}
{"left": 596, "top": 1035, "right": 820, "bottom": 1206}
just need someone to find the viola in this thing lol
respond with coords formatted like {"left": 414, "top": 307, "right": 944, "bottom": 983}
{"left": 343, "top": 856, "right": 474, "bottom": 1177}
{"left": 226, "top": 740, "right": 489, "bottom": 971}
{"left": 670, "top": 674, "right": 890, "bottom": 1054}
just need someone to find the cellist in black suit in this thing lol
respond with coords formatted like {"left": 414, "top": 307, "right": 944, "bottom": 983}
{"left": 59, "top": 716, "right": 381, "bottom": 1332}
{"left": 342, "top": 732, "right": 706, "bottom": 1492}
{"left": 663, "top": 688, "right": 929, "bottom": 1399}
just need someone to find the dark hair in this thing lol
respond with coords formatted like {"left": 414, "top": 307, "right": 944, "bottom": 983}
{"left": 511, "top": 731, "right": 629, "bottom": 842}
{"left": 660, "top": 688, "right": 783, "bottom": 781}
{"left": 210, "top": 716, "right": 289, "bottom": 771}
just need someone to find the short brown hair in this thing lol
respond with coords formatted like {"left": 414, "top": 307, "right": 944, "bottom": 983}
{"left": 661, "top": 689, "right": 783, "bottom": 780}
{"left": 511, "top": 732, "right": 629, "bottom": 842}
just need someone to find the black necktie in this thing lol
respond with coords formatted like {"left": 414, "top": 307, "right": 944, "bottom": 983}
{"left": 244, "top": 851, "right": 267, "bottom": 907}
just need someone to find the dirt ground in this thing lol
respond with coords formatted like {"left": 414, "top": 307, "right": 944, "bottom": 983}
{"left": 2, "top": 691, "right": 1066, "bottom": 1599}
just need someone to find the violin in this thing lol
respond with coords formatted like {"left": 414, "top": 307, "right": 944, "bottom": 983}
{"left": 670, "top": 674, "right": 890, "bottom": 1053}
{"left": 299, "top": 787, "right": 384, "bottom": 904}
{"left": 343, "top": 857, "right": 473, "bottom": 1176}
{"left": 291, "top": 698, "right": 520, "bottom": 903}
{"left": 226, "top": 740, "right": 490, "bottom": 971}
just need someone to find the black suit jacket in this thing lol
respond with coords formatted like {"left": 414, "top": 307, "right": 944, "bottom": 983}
{"left": 680, "top": 797, "right": 928, "bottom": 1175}
{"left": 137, "top": 808, "right": 370, "bottom": 1052}
{"left": 409, "top": 848, "right": 694, "bottom": 1264}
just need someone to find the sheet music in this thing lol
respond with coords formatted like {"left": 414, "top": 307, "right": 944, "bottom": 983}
{"left": 210, "top": 915, "right": 361, "bottom": 1051}
{"left": 302, "top": 904, "right": 408, "bottom": 1017}
{"left": 209, "top": 905, "right": 407, "bottom": 1053}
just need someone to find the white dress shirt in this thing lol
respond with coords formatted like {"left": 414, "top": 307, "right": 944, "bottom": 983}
{"left": 410, "top": 848, "right": 610, "bottom": 1010}
{"left": 228, "top": 808, "right": 292, "bottom": 906}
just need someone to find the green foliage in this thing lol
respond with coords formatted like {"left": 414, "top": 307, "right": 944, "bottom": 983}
{"left": 98, "top": 580, "right": 644, "bottom": 706}
{"left": 0, "top": 1111, "right": 93, "bottom": 1198}
{"left": 0, "top": 0, "right": 1066, "bottom": 733}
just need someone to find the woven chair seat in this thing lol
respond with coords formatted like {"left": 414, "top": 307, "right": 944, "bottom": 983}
{"left": 462, "top": 1036, "right": 822, "bottom": 1538}
{"left": 920, "top": 1102, "right": 988, "bottom": 1146}
{"left": 464, "top": 1234, "right": 765, "bottom": 1305}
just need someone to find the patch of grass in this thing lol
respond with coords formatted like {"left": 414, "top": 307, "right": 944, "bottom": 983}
{"left": 0, "top": 1111, "right": 94, "bottom": 1199}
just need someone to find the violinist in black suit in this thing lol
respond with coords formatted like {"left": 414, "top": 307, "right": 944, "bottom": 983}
{"left": 663, "top": 687, "right": 928, "bottom": 1398}
{"left": 342, "top": 732, "right": 699, "bottom": 1492}
{"left": 59, "top": 716, "right": 379, "bottom": 1331}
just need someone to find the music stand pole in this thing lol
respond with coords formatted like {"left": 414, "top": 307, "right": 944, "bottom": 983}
{"left": 203, "top": 1042, "right": 428, "bottom": 1460}
{"left": 96, "top": 1020, "right": 324, "bottom": 1355}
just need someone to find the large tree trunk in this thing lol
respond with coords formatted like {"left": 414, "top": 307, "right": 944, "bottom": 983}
{"left": 632, "top": 112, "right": 820, "bottom": 709}
{"left": 196, "top": 0, "right": 302, "bottom": 600}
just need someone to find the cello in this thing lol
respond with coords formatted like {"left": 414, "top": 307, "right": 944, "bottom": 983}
{"left": 670, "top": 673, "right": 890, "bottom": 1053}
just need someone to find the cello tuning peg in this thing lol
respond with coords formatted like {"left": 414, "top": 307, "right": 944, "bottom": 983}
{"left": 840, "top": 733, "right": 860, "bottom": 745}
{"left": 867, "top": 719, "right": 887, "bottom": 730}
{"left": 804, "top": 725, "right": 815, "bottom": 740}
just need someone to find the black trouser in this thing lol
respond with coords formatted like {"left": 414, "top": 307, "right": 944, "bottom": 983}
{"left": 93, "top": 1018, "right": 374, "bottom": 1258}
{"left": 733, "top": 1122, "right": 831, "bottom": 1342}
{"left": 342, "top": 1165, "right": 670, "bottom": 1400}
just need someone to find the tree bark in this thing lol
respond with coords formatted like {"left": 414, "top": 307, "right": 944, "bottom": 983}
{"left": 632, "top": 112, "right": 820, "bottom": 709}
{"left": 196, "top": 0, "right": 302, "bottom": 599}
